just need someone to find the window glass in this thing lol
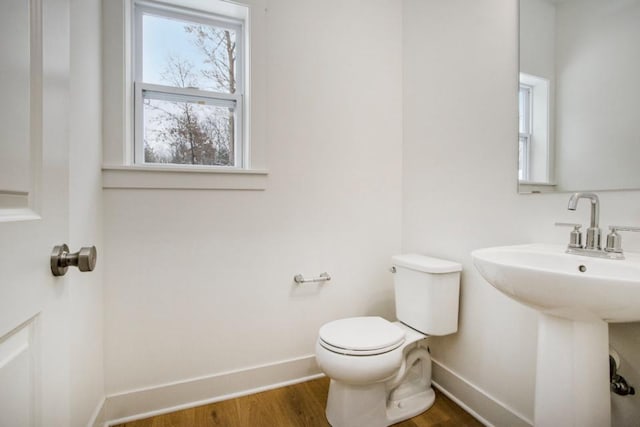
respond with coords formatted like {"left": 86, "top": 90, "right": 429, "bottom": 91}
{"left": 518, "top": 84, "right": 532, "bottom": 181}
{"left": 142, "top": 92, "right": 235, "bottom": 166}
{"left": 519, "top": 135, "right": 529, "bottom": 181}
{"left": 519, "top": 85, "right": 531, "bottom": 134}
{"left": 141, "top": 13, "right": 237, "bottom": 94}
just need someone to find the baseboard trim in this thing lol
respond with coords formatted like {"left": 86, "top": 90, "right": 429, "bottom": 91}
{"left": 103, "top": 354, "right": 322, "bottom": 426}
{"left": 98, "top": 355, "right": 533, "bottom": 426}
{"left": 431, "top": 358, "right": 533, "bottom": 427}
{"left": 88, "top": 397, "right": 106, "bottom": 427}
{"left": 431, "top": 381, "right": 493, "bottom": 427}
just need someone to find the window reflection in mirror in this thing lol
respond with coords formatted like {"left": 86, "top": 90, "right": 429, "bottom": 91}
{"left": 518, "top": 73, "right": 550, "bottom": 185}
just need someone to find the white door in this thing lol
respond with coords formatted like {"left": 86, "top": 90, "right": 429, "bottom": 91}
{"left": 0, "top": 0, "right": 72, "bottom": 425}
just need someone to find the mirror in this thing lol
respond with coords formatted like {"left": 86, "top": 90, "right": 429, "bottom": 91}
{"left": 518, "top": 0, "right": 640, "bottom": 193}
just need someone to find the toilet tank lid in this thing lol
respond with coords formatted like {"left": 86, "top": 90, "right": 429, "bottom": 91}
{"left": 392, "top": 254, "right": 462, "bottom": 274}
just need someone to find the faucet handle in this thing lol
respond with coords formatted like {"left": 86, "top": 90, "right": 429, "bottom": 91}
{"left": 605, "top": 226, "right": 640, "bottom": 254}
{"left": 555, "top": 222, "right": 583, "bottom": 249}
{"left": 555, "top": 222, "right": 582, "bottom": 228}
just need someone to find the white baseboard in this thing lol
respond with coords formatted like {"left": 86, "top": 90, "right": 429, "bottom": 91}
{"left": 88, "top": 397, "right": 106, "bottom": 427}
{"left": 102, "top": 354, "right": 322, "bottom": 426}
{"left": 431, "top": 358, "right": 533, "bottom": 427}
{"left": 94, "top": 354, "right": 532, "bottom": 427}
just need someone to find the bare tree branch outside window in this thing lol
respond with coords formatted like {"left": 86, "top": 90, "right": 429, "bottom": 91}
{"left": 143, "top": 21, "right": 237, "bottom": 166}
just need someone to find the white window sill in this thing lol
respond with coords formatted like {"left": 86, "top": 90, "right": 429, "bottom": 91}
{"left": 102, "top": 165, "right": 268, "bottom": 190}
{"left": 519, "top": 180, "right": 556, "bottom": 186}
{"left": 519, "top": 181, "right": 557, "bottom": 194}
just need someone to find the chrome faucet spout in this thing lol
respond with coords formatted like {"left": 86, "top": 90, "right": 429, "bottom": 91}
{"left": 568, "top": 192, "right": 600, "bottom": 229}
{"left": 567, "top": 192, "right": 601, "bottom": 250}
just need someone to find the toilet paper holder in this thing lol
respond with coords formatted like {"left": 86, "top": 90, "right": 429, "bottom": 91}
{"left": 294, "top": 272, "right": 331, "bottom": 284}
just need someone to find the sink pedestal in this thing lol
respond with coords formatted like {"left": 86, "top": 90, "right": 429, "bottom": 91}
{"left": 535, "top": 314, "right": 610, "bottom": 427}
{"left": 472, "top": 244, "right": 640, "bottom": 426}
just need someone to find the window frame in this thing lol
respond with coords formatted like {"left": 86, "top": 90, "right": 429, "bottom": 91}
{"left": 132, "top": 0, "right": 246, "bottom": 169}
{"left": 518, "top": 84, "right": 533, "bottom": 182}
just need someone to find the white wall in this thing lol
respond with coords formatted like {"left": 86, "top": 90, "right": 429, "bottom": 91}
{"left": 555, "top": 0, "right": 640, "bottom": 191}
{"left": 103, "top": 0, "right": 403, "bottom": 395}
{"left": 403, "top": 0, "right": 640, "bottom": 425}
{"left": 69, "top": 0, "right": 105, "bottom": 425}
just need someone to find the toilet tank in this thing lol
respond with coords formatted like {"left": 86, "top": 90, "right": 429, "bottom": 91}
{"left": 392, "top": 254, "right": 461, "bottom": 336}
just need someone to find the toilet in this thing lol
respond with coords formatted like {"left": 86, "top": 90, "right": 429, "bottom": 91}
{"left": 315, "top": 254, "right": 461, "bottom": 427}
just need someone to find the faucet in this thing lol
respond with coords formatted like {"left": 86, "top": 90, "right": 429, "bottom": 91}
{"left": 557, "top": 192, "right": 639, "bottom": 259}
{"left": 567, "top": 192, "right": 601, "bottom": 250}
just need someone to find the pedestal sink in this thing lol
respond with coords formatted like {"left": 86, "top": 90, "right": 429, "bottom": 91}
{"left": 472, "top": 244, "right": 640, "bottom": 427}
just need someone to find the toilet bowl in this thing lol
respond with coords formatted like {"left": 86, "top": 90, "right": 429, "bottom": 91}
{"left": 316, "top": 317, "right": 433, "bottom": 427}
{"left": 315, "top": 254, "right": 462, "bottom": 427}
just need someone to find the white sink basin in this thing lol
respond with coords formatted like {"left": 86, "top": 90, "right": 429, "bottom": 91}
{"left": 472, "top": 243, "right": 640, "bottom": 427}
{"left": 472, "top": 243, "right": 640, "bottom": 322}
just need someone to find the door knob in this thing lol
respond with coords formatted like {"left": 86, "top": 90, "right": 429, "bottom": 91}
{"left": 50, "top": 244, "right": 97, "bottom": 276}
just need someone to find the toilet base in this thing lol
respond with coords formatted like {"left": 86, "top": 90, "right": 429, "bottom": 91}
{"left": 325, "top": 369, "right": 435, "bottom": 427}
{"left": 326, "top": 380, "right": 388, "bottom": 427}
{"left": 387, "top": 367, "right": 435, "bottom": 425}
{"left": 387, "top": 388, "right": 435, "bottom": 425}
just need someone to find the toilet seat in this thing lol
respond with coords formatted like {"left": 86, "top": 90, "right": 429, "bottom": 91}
{"left": 319, "top": 316, "right": 405, "bottom": 356}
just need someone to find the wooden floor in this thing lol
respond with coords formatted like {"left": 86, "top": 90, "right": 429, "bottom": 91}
{"left": 114, "top": 377, "right": 483, "bottom": 427}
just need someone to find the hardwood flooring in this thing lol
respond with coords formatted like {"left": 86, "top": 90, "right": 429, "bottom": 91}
{"left": 114, "top": 377, "right": 483, "bottom": 427}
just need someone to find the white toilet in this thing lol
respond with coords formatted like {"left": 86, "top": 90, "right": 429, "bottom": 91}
{"left": 315, "top": 254, "right": 461, "bottom": 427}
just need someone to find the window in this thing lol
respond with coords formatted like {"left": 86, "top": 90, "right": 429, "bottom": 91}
{"left": 134, "top": 1, "right": 244, "bottom": 168}
{"left": 518, "top": 84, "right": 532, "bottom": 181}
{"left": 102, "top": 0, "right": 267, "bottom": 189}
{"left": 518, "top": 73, "right": 551, "bottom": 185}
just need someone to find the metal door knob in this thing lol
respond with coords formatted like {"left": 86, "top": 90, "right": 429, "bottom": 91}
{"left": 50, "top": 244, "right": 97, "bottom": 276}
